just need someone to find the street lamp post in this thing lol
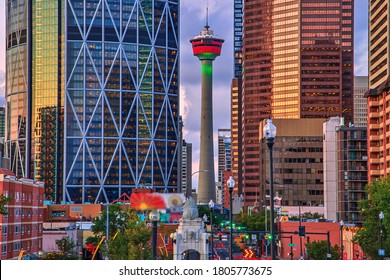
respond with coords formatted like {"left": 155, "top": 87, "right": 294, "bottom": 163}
{"left": 340, "top": 220, "right": 344, "bottom": 259}
{"left": 227, "top": 176, "right": 235, "bottom": 260}
{"left": 263, "top": 118, "right": 277, "bottom": 260}
{"left": 209, "top": 199, "right": 215, "bottom": 260}
{"left": 105, "top": 204, "right": 109, "bottom": 260}
{"left": 188, "top": 170, "right": 209, "bottom": 197}
{"left": 149, "top": 210, "right": 161, "bottom": 260}
{"left": 379, "top": 211, "right": 384, "bottom": 257}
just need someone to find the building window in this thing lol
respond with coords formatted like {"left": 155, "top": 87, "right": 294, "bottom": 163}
{"left": 13, "top": 243, "right": 20, "bottom": 252}
{"left": 15, "top": 225, "right": 19, "bottom": 235}
{"left": 1, "top": 226, "right": 7, "bottom": 236}
{"left": 1, "top": 244, "right": 6, "bottom": 255}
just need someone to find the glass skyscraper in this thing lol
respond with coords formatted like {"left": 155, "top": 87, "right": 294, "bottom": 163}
{"left": 6, "top": 0, "right": 180, "bottom": 204}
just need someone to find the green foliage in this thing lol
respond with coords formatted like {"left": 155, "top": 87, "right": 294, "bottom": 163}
{"left": 289, "top": 212, "right": 324, "bottom": 221}
{"left": 0, "top": 195, "right": 11, "bottom": 215}
{"left": 237, "top": 210, "right": 266, "bottom": 231}
{"left": 107, "top": 208, "right": 152, "bottom": 260}
{"left": 198, "top": 205, "right": 223, "bottom": 226}
{"left": 52, "top": 236, "right": 79, "bottom": 260}
{"left": 354, "top": 178, "right": 390, "bottom": 259}
{"left": 85, "top": 235, "right": 101, "bottom": 247}
{"left": 91, "top": 204, "right": 127, "bottom": 238}
{"left": 305, "top": 240, "right": 340, "bottom": 260}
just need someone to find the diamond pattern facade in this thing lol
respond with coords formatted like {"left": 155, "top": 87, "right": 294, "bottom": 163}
{"left": 64, "top": 0, "right": 179, "bottom": 203}
{"left": 6, "top": 0, "right": 179, "bottom": 204}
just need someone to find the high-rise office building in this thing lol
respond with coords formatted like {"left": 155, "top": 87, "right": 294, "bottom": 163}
{"left": 181, "top": 140, "right": 192, "bottom": 198}
{"left": 259, "top": 119, "right": 325, "bottom": 210}
{"left": 323, "top": 117, "right": 367, "bottom": 225}
{"left": 217, "top": 129, "right": 231, "bottom": 185}
{"left": 6, "top": 0, "right": 180, "bottom": 203}
{"left": 0, "top": 107, "right": 5, "bottom": 138}
{"left": 231, "top": 0, "right": 243, "bottom": 195}
{"left": 231, "top": 78, "right": 242, "bottom": 194}
{"left": 353, "top": 76, "right": 368, "bottom": 127}
{"left": 240, "top": 0, "right": 353, "bottom": 208}
{"left": 365, "top": 1, "right": 390, "bottom": 183}
{"left": 233, "top": 0, "right": 243, "bottom": 78}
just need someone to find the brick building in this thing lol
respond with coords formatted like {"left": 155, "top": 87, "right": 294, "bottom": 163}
{"left": 0, "top": 169, "right": 44, "bottom": 259}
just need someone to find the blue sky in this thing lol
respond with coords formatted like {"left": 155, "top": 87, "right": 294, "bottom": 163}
{"left": 0, "top": 0, "right": 369, "bottom": 188}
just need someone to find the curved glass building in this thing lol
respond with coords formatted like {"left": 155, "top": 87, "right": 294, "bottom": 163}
{"left": 6, "top": 0, "right": 180, "bottom": 204}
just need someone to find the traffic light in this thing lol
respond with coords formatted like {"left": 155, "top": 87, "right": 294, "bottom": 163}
{"left": 299, "top": 225, "right": 306, "bottom": 236}
{"left": 259, "top": 233, "right": 265, "bottom": 240}
{"left": 266, "top": 234, "right": 273, "bottom": 240}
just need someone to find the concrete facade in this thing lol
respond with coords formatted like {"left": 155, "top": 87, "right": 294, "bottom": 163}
{"left": 257, "top": 119, "right": 325, "bottom": 210}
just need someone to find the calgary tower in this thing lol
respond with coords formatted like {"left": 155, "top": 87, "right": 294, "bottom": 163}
{"left": 190, "top": 14, "right": 224, "bottom": 204}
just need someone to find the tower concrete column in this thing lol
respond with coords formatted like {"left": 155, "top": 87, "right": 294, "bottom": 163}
{"left": 190, "top": 25, "right": 224, "bottom": 204}
{"left": 198, "top": 60, "right": 215, "bottom": 204}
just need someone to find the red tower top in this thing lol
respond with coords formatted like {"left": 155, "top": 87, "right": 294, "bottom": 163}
{"left": 190, "top": 25, "right": 224, "bottom": 60}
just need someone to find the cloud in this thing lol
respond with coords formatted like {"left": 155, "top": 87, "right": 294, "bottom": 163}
{"left": 353, "top": 1, "right": 368, "bottom": 77}
{"left": 180, "top": 1, "right": 233, "bottom": 189}
{"left": 354, "top": 38, "right": 368, "bottom": 77}
{"left": 0, "top": 70, "right": 4, "bottom": 86}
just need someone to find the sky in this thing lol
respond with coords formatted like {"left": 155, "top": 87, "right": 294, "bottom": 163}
{"left": 0, "top": 0, "right": 369, "bottom": 189}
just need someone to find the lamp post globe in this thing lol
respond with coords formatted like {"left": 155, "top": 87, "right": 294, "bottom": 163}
{"left": 263, "top": 118, "right": 277, "bottom": 142}
{"left": 263, "top": 118, "right": 277, "bottom": 260}
{"left": 149, "top": 210, "right": 160, "bottom": 259}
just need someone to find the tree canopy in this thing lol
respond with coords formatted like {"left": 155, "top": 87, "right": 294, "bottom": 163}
{"left": 354, "top": 178, "right": 390, "bottom": 259}
{"left": 86, "top": 205, "right": 152, "bottom": 260}
{"left": 305, "top": 240, "right": 340, "bottom": 260}
{"left": 237, "top": 210, "right": 266, "bottom": 231}
{"left": 107, "top": 208, "right": 152, "bottom": 260}
{"left": 0, "top": 195, "right": 11, "bottom": 215}
{"left": 42, "top": 236, "right": 79, "bottom": 260}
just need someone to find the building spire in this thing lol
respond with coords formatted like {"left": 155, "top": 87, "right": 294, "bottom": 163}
{"left": 205, "top": 1, "right": 209, "bottom": 30}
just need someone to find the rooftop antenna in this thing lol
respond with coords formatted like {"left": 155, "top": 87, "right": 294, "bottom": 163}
{"left": 205, "top": 1, "right": 209, "bottom": 30}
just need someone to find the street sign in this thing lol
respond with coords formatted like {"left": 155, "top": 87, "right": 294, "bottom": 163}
{"left": 288, "top": 243, "right": 296, "bottom": 247}
{"left": 378, "top": 249, "right": 385, "bottom": 256}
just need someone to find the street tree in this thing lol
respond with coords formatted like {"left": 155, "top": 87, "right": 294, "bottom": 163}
{"left": 107, "top": 208, "right": 152, "bottom": 260}
{"left": 43, "top": 236, "right": 79, "bottom": 260}
{"left": 198, "top": 205, "right": 223, "bottom": 228}
{"left": 0, "top": 195, "right": 11, "bottom": 215}
{"left": 354, "top": 178, "right": 390, "bottom": 259}
{"left": 87, "top": 204, "right": 127, "bottom": 245}
{"left": 238, "top": 210, "right": 266, "bottom": 231}
{"left": 305, "top": 240, "right": 340, "bottom": 260}
{"left": 289, "top": 212, "right": 324, "bottom": 221}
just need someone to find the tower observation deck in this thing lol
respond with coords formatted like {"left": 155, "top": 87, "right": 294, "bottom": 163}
{"left": 190, "top": 24, "right": 224, "bottom": 204}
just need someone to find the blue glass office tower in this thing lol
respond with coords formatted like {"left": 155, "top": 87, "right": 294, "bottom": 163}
{"left": 64, "top": 0, "right": 179, "bottom": 203}
{"left": 6, "top": 0, "right": 180, "bottom": 204}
